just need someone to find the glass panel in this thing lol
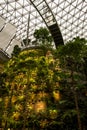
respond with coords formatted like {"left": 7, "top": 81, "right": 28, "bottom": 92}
{"left": 6, "top": 39, "right": 21, "bottom": 55}
{"left": 0, "top": 23, "right": 16, "bottom": 50}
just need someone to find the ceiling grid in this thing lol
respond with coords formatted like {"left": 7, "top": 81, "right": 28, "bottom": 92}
{"left": 0, "top": 0, "right": 87, "bottom": 54}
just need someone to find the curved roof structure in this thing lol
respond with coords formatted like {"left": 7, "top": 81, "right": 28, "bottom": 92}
{"left": 0, "top": 0, "right": 87, "bottom": 55}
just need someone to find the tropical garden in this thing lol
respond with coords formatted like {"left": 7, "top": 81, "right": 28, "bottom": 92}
{"left": 0, "top": 27, "right": 87, "bottom": 130}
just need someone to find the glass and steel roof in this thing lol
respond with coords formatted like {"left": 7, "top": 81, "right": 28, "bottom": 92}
{"left": 0, "top": 0, "right": 87, "bottom": 55}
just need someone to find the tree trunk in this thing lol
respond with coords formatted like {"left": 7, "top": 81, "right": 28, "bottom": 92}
{"left": 71, "top": 70, "right": 82, "bottom": 130}
{"left": 73, "top": 90, "right": 82, "bottom": 130}
{"left": 4, "top": 121, "right": 8, "bottom": 130}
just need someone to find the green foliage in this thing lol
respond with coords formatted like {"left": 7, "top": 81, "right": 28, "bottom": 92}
{"left": 55, "top": 37, "right": 87, "bottom": 130}
{"left": 57, "top": 37, "right": 86, "bottom": 63}
{"left": 0, "top": 73, "right": 8, "bottom": 96}
{"left": 34, "top": 27, "right": 53, "bottom": 43}
{"left": 33, "top": 27, "right": 54, "bottom": 56}
{"left": 2, "top": 48, "right": 60, "bottom": 129}
{"left": 11, "top": 45, "right": 21, "bottom": 57}
{"left": 1, "top": 37, "right": 87, "bottom": 129}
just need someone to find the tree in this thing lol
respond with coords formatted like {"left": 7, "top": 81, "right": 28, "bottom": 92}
{"left": 33, "top": 27, "right": 53, "bottom": 45}
{"left": 11, "top": 45, "right": 21, "bottom": 57}
{"left": 55, "top": 37, "right": 87, "bottom": 130}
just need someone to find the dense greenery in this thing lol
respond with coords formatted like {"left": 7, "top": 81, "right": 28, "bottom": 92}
{"left": 55, "top": 37, "right": 87, "bottom": 130}
{"left": 0, "top": 37, "right": 87, "bottom": 130}
{"left": 11, "top": 45, "right": 21, "bottom": 57}
{"left": 34, "top": 27, "right": 53, "bottom": 45}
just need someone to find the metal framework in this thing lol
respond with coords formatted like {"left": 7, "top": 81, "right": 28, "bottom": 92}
{"left": 0, "top": 0, "right": 87, "bottom": 55}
